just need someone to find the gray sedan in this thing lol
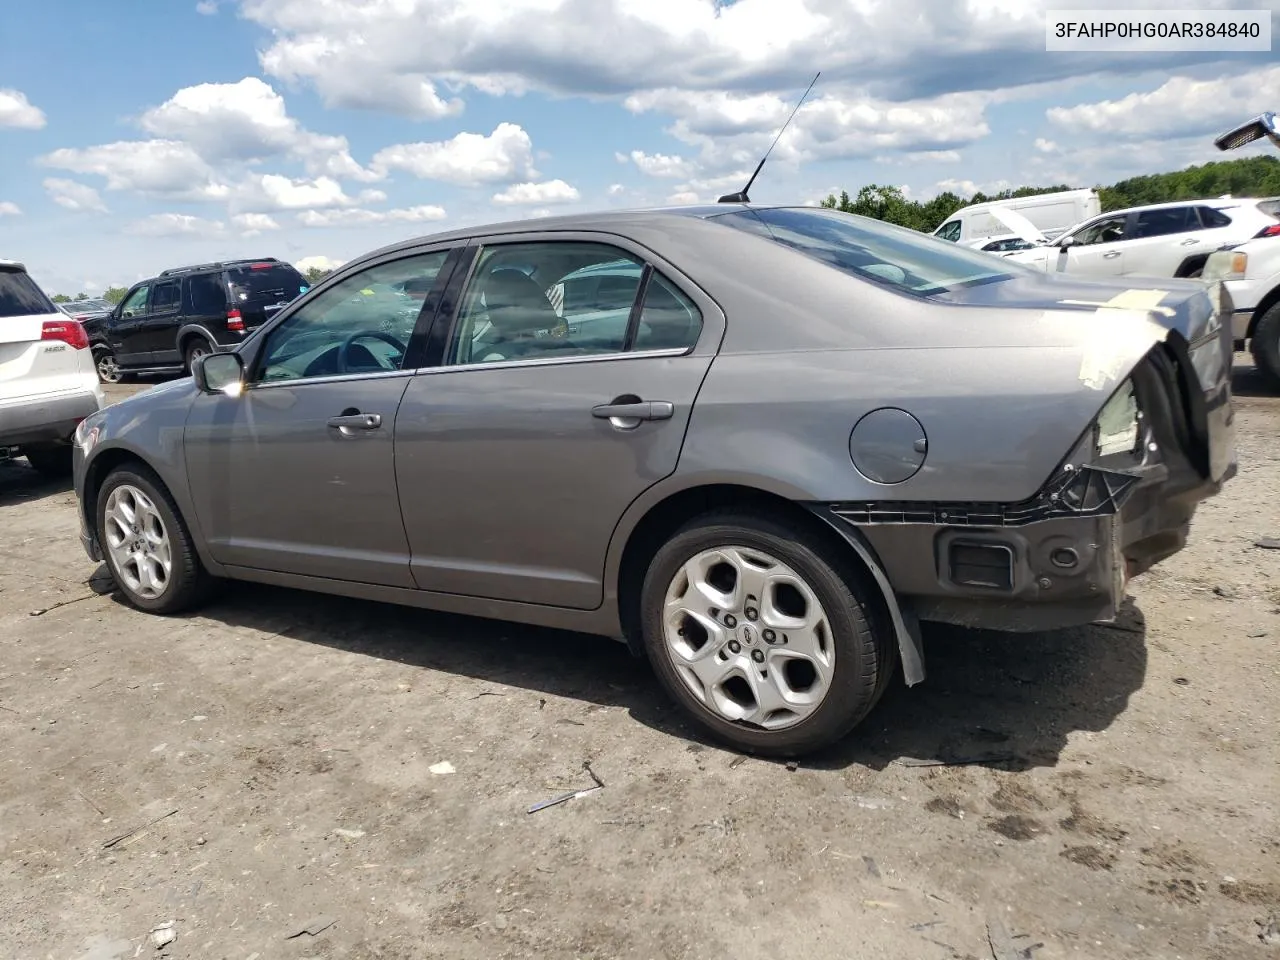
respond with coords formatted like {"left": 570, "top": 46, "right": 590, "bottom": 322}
{"left": 71, "top": 205, "right": 1236, "bottom": 756}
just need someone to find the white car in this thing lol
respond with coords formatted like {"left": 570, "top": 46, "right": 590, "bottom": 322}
{"left": 0, "top": 260, "right": 105, "bottom": 477}
{"left": 1203, "top": 236, "right": 1280, "bottom": 389}
{"left": 1004, "top": 198, "right": 1280, "bottom": 280}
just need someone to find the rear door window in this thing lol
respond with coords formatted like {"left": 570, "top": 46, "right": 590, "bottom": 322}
{"left": 1134, "top": 207, "right": 1196, "bottom": 238}
{"left": 0, "top": 269, "right": 55, "bottom": 318}
{"left": 226, "top": 263, "right": 309, "bottom": 307}
{"left": 150, "top": 281, "right": 181, "bottom": 312}
{"left": 1201, "top": 206, "right": 1236, "bottom": 228}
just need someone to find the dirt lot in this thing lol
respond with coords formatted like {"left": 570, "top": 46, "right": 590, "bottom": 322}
{"left": 2, "top": 362, "right": 1278, "bottom": 960}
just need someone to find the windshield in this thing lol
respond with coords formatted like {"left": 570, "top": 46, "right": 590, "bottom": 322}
{"left": 0, "top": 268, "right": 56, "bottom": 318}
{"left": 713, "top": 207, "right": 1020, "bottom": 297}
{"left": 226, "top": 262, "right": 309, "bottom": 305}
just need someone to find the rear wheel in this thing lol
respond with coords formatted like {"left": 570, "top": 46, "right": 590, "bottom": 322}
{"left": 183, "top": 338, "right": 212, "bottom": 373}
{"left": 97, "top": 465, "right": 215, "bottom": 614}
{"left": 23, "top": 443, "right": 73, "bottom": 479}
{"left": 1251, "top": 302, "right": 1280, "bottom": 390}
{"left": 640, "top": 512, "right": 893, "bottom": 757}
{"left": 93, "top": 346, "right": 124, "bottom": 384}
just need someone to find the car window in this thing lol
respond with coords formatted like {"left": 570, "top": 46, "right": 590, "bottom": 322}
{"left": 1072, "top": 216, "right": 1128, "bottom": 246}
{"left": 226, "top": 262, "right": 310, "bottom": 306}
{"left": 255, "top": 251, "right": 449, "bottom": 384}
{"left": 0, "top": 268, "right": 55, "bottom": 318}
{"left": 714, "top": 207, "right": 1015, "bottom": 298}
{"left": 120, "top": 284, "right": 150, "bottom": 317}
{"left": 186, "top": 274, "right": 226, "bottom": 314}
{"left": 936, "top": 220, "right": 962, "bottom": 242}
{"left": 633, "top": 274, "right": 703, "bottom": 351}
{"left": 1134, "top": 207, "right": 1196, "bottom": 238}
{"left": 1200, "top": 206, "right": 1235, "bottom": 228}
{"left": 447, "top": 242, "right": 645, "bottom": 366}
{"left": 150, "top": 281, "right": 180, "bottom": 312}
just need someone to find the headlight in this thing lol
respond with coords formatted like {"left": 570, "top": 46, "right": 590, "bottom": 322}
{"left": 74, "top": 419, "right": 99, "bottom": 453}
{"left": 1095, "top": 379, "right": 1140, "bottom": 458}
{"left": 1203, "top": 251, "right": 1248, "bottom": 282}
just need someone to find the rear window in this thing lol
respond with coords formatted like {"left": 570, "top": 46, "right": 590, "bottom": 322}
{"left": 0, "top": 268, "right": 56, "bottom": 319}
{"left": 1257, "top": 199, "right": 1280, "bottom": 220}
{"left": 714, "top": 207, "right": 1016, "bottom": 297}
{"left": 225, "top": 263, "right": 309, "bottom": 305}
{"left": 1200, "top": 207, "right": 1234, "bottom": 228}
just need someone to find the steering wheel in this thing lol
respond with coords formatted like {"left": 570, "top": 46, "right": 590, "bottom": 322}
{"left": 337, "top": 330, "right": 408, "bottom": 373}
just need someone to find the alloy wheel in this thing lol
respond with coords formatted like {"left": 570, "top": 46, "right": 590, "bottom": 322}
{"left": 661, "top": 546, "right": 835, "bottom": 730}
{"left": 96, "top": 350, "right": 122, "bottom": 384}
{"left": 103, "top": 484, "right": 173, "bottom": 600}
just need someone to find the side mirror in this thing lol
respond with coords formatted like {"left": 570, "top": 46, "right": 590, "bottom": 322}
{"left": 1057, "top": 235, "right": 1077, "bottom": 250}
{"left": 193, "top": 351, "right": 245, "bottom": 395}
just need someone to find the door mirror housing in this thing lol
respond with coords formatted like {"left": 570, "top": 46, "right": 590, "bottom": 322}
{"left": 193, "top": 351, "right": 245, "bottom": 395}
{"left": 1056, "top": 235, "right": 1077, "bottom": 249}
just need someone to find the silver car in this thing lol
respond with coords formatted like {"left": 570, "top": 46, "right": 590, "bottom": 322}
{"left": 71, "top": 205, "right": 1237, "bottom": 756}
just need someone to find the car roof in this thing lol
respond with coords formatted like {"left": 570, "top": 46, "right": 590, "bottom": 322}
{"left": 0, "top": 258, "right": 28, "bottom": 271}
{"left": 1102, "top": 198, "right": 1263, "bottom": 216}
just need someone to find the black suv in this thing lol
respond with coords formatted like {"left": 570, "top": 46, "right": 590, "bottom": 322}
{"left": 89, "top": 258, "right": 310, "bottom": 382}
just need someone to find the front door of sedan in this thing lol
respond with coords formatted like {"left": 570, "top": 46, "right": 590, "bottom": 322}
{"left": 107, "top": 282, "right": 153, "bottom": 366}
{"left": 395, "top": 236, "right": 721, "bottom": 609}
{"left": 1051, "top": 213, "right": 1129, "bottom": 277}
{"left": 183, "top": 248, "right": 458, "bottom": 587}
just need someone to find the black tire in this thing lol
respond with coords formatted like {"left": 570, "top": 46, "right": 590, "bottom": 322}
{"left": 23, "top": 443, "right": 73, "bottom": 479}
{"left": 183, "top": 338, "right": 212, "bottom": 373}
{"left": 1250, "top": 301, "right": 1280, "bottom": 390}
{"left": 93, "top": 346, "right": 125, "bottom": 384}
{"left": 640, "top": 511, "right": 893, "bottom": 757}
{"left": 96, "top": 464, "right": 216, "bottom": 614}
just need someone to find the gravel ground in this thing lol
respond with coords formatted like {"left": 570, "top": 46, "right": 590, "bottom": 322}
{"left": 1, "top": 362, "right": 1277, "bottom": 960}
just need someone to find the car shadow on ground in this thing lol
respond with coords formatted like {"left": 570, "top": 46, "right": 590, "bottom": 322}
{"left": 1231, "top": 353, "right": 1277, "bottom": 399}
{"left": 92, "top": 569, "right": 1148, "bottom": 772}
{"left": 0, "top": 459, "right": 72, "bottom": 507}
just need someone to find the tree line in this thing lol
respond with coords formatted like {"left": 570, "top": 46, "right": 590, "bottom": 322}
{"left": 819, "top": 155, "right": 1280, "bottom": 233}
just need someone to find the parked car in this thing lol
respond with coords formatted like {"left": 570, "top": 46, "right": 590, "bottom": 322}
{"left": 933, "top": 189, "right": 1100, "bottom": 246}
{"left": 1003, "top": 198, "right": 1280, "bottom": 280}
{"left": 92, "top": 258, "right": 310, "bottom": 382}
{"left": 1202, "top": 234, "right": 1280, "bottom": 388}
{"left": 58, "top": 298, "right": 114, "bottom": 321}
{"left": 959, "top": 234, "right": 1040, "bottom": 255}
{"left": 71, "top": 205, "right": 1235, "bottom": 756}
{"left": 1, "top": 260, "right": 104, "bottom": 477}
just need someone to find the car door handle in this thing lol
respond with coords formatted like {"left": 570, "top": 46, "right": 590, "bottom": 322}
{"left": 1103, "top": 251, "right": 1121, "bottom": 259}
{"left": 1181, "top": 238, "right": 1199, "bottom": 245}
{"left": 327, "top": 412, "right": 382, "bottom": 431}
{"left": 592, "top": 401, "right": 674, "bottom": 421}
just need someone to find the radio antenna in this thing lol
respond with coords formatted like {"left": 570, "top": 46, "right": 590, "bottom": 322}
{"left": 718, "top": 70, "right": 821, "bottom": 204}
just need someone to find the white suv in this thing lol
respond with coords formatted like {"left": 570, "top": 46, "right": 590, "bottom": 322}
{"left": 1004, "top": 198, "right": 1280, "bottom": 280}
{"left": 1203, "top": 235, "right": 1280, "bottom": 389}
{"left": 1, "top": 259, "right": 105, "bottom": 477}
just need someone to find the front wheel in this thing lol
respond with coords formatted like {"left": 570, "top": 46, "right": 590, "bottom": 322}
{"left": 97, "top": 465, "right": 215, "bottom": 614}
{"left": 640, "top": 512, "right": 893, "bottom": 757}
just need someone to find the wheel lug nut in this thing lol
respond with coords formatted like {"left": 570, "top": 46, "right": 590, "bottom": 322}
{"left": 751, "top": 649, "right": 765, "bottom": 663}
{"left": 728, "top": 640, "right": 742, "bottom": 654}
{"left": 724, "top": 614, "right": 737, "bottom": 628}
{"left": 745, "top": 607, "right": 758, "bottom": 621}
{"left": 763, "top": 629, "right": 776, "bottom": 643}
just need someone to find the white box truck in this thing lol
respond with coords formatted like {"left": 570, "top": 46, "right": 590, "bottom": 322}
{"left": 932, "top": 189, "right": 1101, "bottom": 245}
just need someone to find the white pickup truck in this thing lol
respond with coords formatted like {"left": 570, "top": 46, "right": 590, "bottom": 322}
{"left": 0, "top": 259, "right": 105, "bottom": 477}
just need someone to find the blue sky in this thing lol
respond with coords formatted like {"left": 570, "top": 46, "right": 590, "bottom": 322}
{"left": 1, "top": 0, "right": 1277, "bottom": 296}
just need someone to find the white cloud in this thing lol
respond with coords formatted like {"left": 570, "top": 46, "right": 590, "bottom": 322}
{"left": 372, "top": 123, "right": 536, "bottom": 185}
{"left": 624, "top": 150, "right": 698, "bottom": 178}
{"left": 935, "top": 177, "right": 1011, "bottom": 197}
{"left": 0, "top": 201, "right": 21, "bottom": 217}
{"left": 196, "top": 0, "right": 219, "bottom": 12}
{"left": 231, "top": 212, "right": 281, "bottom": 236}
{"left": 251, "top": 174, "right": 357, "bottom": 210}
{"left": 667, "top": 191, "right": 700, "bottom": 205}
{"left": 125, "top": 213, "right": 227, "bottom": 238}
{"left": 1034, "top": 138, "right": 1057, "bottom": 153}
{"left": 295, "top": 255, "right": 344, "bottom": 273}
{"left": 0, "top": 89, "right": 46, "bottom": 129}
{"left": 40, "top": 140, "right": 228, "bottom": 199}
{"left": 138, "top": 77, "right": 380, "bottom": 181}
{"left": 491, "top": 179, "right": 579, "bottom": 205}
{"left": 607, "top": 184, "right": 626, "bottom": 196}
{"left": 1047, "top": 66, "right": 1280, "bottom": 143}
{"left": 44, "top": 179, "right": 108, "bottom": 213}
{"left": 296, "top": 204, "right": 447, "bottom": 227}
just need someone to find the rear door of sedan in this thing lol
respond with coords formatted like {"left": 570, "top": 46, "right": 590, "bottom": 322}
{"left": 395, "top": 232, "right": 724, "bottom": 609}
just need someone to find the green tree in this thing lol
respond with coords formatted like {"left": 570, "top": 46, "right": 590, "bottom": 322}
{"left": 303, "top": 266, "right": 332, "bottom": 284}
{"left": 74, "top": 292, "right": 88, "bottom": 301}
{"left": 103, "top": 286, "right": 128, "bottom": 305}
{"left": 51, "top": 293, "right": 71, "bottom": 303}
